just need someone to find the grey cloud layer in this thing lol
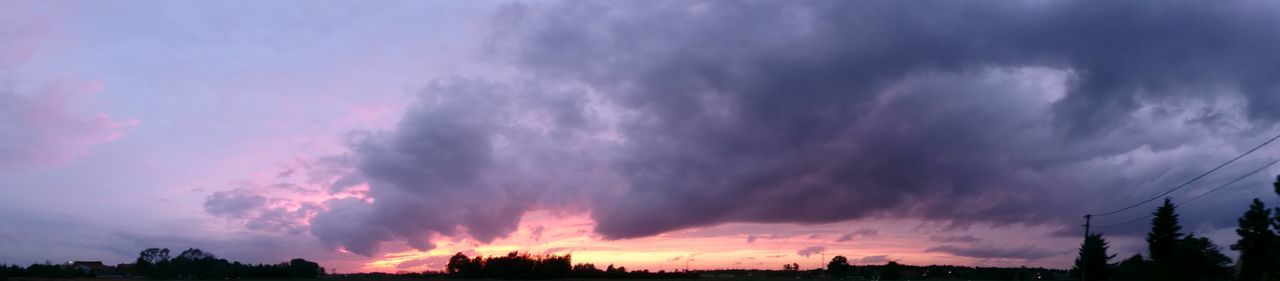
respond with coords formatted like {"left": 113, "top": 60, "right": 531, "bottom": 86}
{"left": 211, "top": 0, "right": 1280, "bottom": 255}
{"left": 496, "top": 0, "right": 1280, "bottom": 238}
{"left": 306, "top": 81, "right": 617, "bottom": 255}
{"left": 204, "top": 185, "right": 321, "bottom": 235}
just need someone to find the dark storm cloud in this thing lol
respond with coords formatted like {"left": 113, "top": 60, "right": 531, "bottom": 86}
{"left": 307, "top": 80, "right": 615, "bottom": 256}
{"left": 925, "top": 244, "right": 1064, "bottom": 261}
{"left": 308, "top": 81, "right": 525, "bottom": 255}
{"left": 261, "top": 0, "right": 1280, "bottom": 256}
{"left": 492, "top": 0, "right": 1280, "bottom": 239}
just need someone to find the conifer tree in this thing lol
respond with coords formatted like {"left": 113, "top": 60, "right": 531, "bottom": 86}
{"left": 1231, "top": 199, "right": 1274, "bottom": 281}
{"left": 1073, "top": 233, "right": 1114, "bottom": 281}
{"left": 1148, "top": 198, "right": 1183, "bottom": 267}
{"left": 1175, "top": 235, "right": 1232, "bottom": 281}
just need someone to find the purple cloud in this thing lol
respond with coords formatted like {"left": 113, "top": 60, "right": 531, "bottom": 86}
{"left": 858, "top": 255, "right": 890, "bottom": 264}
{"left": 931, "top": 235, "right": 983, "bottom": 243}
{"left": 797, "top": 246, "right": 826, "bottom": 258}
{"left": 396, "top": 255, "right": 453, "bottom": 270}
{"left": 200, "top": 0, "right": 1280, "bottom": 257}
{"left": 204, "top": 189, "right": 269, "bottom": 219}
{"left": 836, "top": 228, "right": 879, "bottom": 242}
{"left": 305, "top": 81, "right": 613, "bottom": 256}
{"left": 926, "top": 245, "right": 1064, "bottom": 261}
{"left": 204, "top": 186, "right": 320, "bottom": 235}
{"left": 496, "top": 0, "right": 1280, "bottom": 240}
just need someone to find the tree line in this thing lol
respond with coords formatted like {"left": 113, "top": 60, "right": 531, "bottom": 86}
{"left": 822, "top": 259, "right": 1066, "bottom": 280}
{"left": 0, "top": 263, "right": 92, "bottom": 280}
{"left": 133, "top": 248, "right": 323, "bottom": 279}
{"left": 445, "top": 252, "right": 690, "bottom": 279}
{"left": 1073, "top": 175, "right": 1280, "bottom": 281}
{"left": 0, "top": 248, "right": 323, "bottom": 280}
{"left": 441, "top": 251, "right": 1066, "bottom": 280}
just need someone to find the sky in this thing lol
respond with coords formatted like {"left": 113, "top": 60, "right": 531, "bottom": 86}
{"left": 3, "top": 0, "right": 1280, "bottom": 274}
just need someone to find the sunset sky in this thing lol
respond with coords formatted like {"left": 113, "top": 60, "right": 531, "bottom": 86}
{"left": 5, "top": 0, "right": 1280, "bottom": 274}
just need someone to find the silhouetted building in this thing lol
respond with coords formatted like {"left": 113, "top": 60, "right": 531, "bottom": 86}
{"left": 69, "top": 261, "right": 123, "bottom": 278}
{"left": 70, "top": 261, "right": 107, "bottom": 274}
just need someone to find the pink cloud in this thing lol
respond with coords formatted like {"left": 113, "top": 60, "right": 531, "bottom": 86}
{"left": 0, "top": 3, "right": 133, "bottom": 172}
{"left": 0, "top": 0, "right": 54, "bottom": 66}
{"left": 0, "top": 78, "right": 137, "bottom": 172}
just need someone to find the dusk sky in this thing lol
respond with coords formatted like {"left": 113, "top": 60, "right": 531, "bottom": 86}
{"left": 5, "top": 0, "right": 1280, "bottom": 274}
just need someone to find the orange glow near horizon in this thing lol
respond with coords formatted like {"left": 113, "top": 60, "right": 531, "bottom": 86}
{"left": 352, "top": 211, "right": 1080, "bottom": 273}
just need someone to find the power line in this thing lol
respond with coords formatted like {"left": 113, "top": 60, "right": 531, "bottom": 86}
{"left": 1093, "top": 157, "right": 1280, "bottom": 229}
{"left": 1091, "top": 132, "right": 1280, "bottom": 217}
{"left": 1180, "top": 158, "right": 1280, "bottom": 205}
{"left": 1093, "top": 213, "right": 1153, "bottom": 229}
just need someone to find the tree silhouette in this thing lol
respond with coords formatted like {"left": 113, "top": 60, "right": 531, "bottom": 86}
{"left": 1147, "top": 198, "right": 1183, "bottom": 275}
{"left": 1110, "top": 254, "right": 1152, "bottom": 281}
{"left": 177, "top": 248, "right": 214, "bottom": 260}
{"left": 826, "top": 255, "right": 852, "bottom": 279}
{"left": 1175, "top": 235, "right": 1232, "bottom": 281}
{"left": 442, "top": 252, "right": 632, "bottom": 279}
{"left": 571, "top": 263, "right": 598, "bottom": 273}
{"left": 1072, "top": 233, "right": 1113, "bottom": 281}
{"left": 135, "top": 248, "right": 170, "bottom": 278}
{"left": 1273, "top": 175, "right": 1280, "bottom": 196}
{"left": 1141, "top": 198, "right": 1233, "bottom": 281}
{"left": 130, "top": 248, "right": 320, "bottom": 279}
{"left": 534, "top": 254, "right": 571, "bottom": 278}
{"left": 880, "top": 261, "right": 902, "bottom": 280}
{"left": 286, "top": 259, "right": 323, "bottom": 278}
{"left": 138, "top": 248, "right": 170, "bottom": 264}
{"left": 171, "top": 248, "right": 222, "bottom": 279}
{"left": 1272, "top": 175, "right": 1280, "bottom": 281}
{"left": 446, "top": 252, "right": 484, "bottom": 277}
{"left": 1231, "top": 198, "right": 1275, "bottom": 281}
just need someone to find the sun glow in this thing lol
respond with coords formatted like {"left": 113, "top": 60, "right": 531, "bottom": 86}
{"left": 353, "top": 211, "right": 1076, "bottom": 273}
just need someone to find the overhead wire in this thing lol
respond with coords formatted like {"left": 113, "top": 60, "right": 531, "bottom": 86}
{"left": 1090, "top": 132, "right": 1280, "bottom": 217}
{"left": 1092, "top": 157, "right": 1280, "bottom": 229}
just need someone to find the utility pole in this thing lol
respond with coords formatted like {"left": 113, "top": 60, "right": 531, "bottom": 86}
{"left": 1084, "top": 214, "right": 1092, "bottom": 237}
{"left": 1081, "top": 214, "right": 1091, "bottom": 281}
